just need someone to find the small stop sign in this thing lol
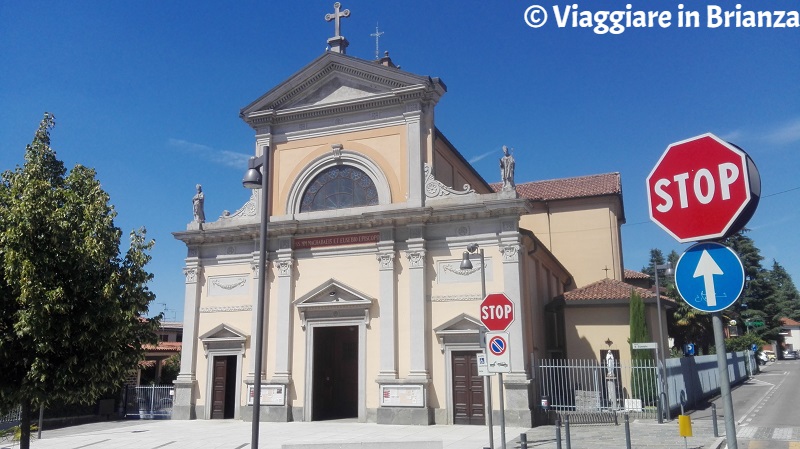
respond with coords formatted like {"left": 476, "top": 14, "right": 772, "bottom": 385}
{"left": 647, "top": 133, "right": 761, "bottom": 243}
{"left": 480, "top": 293, "right": 514, "bottom": 332}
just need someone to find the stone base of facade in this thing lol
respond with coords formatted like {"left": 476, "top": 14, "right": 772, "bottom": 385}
{"left": 376, "top": 406, "right": 434, "bottom": 425}
{"left": 240, "top": 405, "right": 295, "bottom": 422}
{"left": 172, "top": 379, "right": 196, "bottom": 420}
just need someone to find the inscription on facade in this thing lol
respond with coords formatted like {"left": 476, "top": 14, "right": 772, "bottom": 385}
{"left": 293, "top": 232, "right": 379, "bottom": 249}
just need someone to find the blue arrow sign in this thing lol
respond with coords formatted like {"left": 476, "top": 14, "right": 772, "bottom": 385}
{"left": 675, "top": 242, "right": 745, "bottom": 313}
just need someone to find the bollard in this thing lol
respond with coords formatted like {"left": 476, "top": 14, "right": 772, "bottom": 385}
{"left": 555, "top": 417, "right": 562, "bottom": 449}
{"left": 711, "top": 403, "right": 719, "bottom": 437}
{"left": 624, "top": 413, "right": 632, "bottom": 449}
{"left": 564, "top": 414, "right": 571, "bottom": 449}
{"left": 657, "top": 395, "right": 664, "bottom": 424}
{"left": 519, "top": 433, "right": 528, "bottom": 449}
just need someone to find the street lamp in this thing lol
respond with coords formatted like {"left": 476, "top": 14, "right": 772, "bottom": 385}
{"left": 653, "top": 262, "right": 673, "bottom": 422}
{"left": 243, "top": 151, "right": 269, "bottom": 448}
{"left": 461, "top": 244, "right": 497, "bottom": 449}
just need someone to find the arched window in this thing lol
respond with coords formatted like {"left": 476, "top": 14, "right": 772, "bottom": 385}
{"left": 299, "top": 166, "right": 379, "bottom": 212}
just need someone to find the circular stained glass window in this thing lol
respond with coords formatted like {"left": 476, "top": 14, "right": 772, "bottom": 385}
{"left": 299, "top": 166, "right": 379, "bottom": 212}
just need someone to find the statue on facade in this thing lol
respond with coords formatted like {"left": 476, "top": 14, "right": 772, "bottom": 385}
{"left": 606, "top": 350, "right": 615, "bottom": 377}
{"left": 193, "top": 184, "right": 205, "bottom": 223}
{"left": 500, "top": 145, "right": 515, "bottom": 191}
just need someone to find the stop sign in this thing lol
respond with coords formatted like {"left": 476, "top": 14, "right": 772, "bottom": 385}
{"left": 647, "top": 133, "right": 761, "bottom": 243}
{"left": 480, "top": 293, "right": 514, "bottom": 331}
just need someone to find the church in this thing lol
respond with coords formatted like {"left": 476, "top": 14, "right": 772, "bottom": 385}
{"left": 172, "top": 4, "right": 642, "bottom": 428}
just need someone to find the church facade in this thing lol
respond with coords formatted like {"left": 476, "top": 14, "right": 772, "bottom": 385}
{"left": 172, "top": 24, "right": 628, "bottom": 427}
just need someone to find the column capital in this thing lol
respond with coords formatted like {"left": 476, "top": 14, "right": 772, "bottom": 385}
{"left": 405, "top": 249, "right": 426, "bottom": 269}
{"left": 377, "top": 252, "right": 395, "bottom": 271}
{"left": 183, "top": 266, "right": 199, "bottom": 284}
{"left": 276, "top": 259, "right": 294, "bottom": 277}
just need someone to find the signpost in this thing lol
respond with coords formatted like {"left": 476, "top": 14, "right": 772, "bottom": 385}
{"left": 647, "top": 133, "right": 760, "bottom": 449}
{"left": 480, "top": 294, "right": 514, "bottom": 449}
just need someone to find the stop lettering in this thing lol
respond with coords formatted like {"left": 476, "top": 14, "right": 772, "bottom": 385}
{"left": 646, "top": 133, "right": 760, "bottom": 243}
{"left": 479, "top": 293, "right": 515, "bottom": 331}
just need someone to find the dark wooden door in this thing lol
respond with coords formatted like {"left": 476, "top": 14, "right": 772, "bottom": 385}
{"left": 313, "top": 326, "right": 358, "bottom": 420}
{"left": 452, "top": 351, "right": 486, "bottom": 425}
{"left": 211, "top": 356, "right": 228, "bottom": 419}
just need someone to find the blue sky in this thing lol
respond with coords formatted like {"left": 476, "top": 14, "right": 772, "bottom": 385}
{"left": 2, "top": 1, "right": 798, "bottom": 321}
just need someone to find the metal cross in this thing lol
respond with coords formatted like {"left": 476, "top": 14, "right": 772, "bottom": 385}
{"left": 370, "top": 23, "right": 384, "bottom": 60}
{"left": 325, "top": 2, "right": 350, "bottom": 38}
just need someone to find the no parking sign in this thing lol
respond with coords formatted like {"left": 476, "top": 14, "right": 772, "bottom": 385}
{"left": 486, "top": 332, "right": 511, "bottom": 373}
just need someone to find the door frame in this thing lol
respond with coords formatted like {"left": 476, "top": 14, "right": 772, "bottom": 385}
{"left": 204, "top": 350, "right": 243, "bottom": 420}
{"left": 444, "top": 342, "right": 485, "bottom": 425}
{"left": 304, "top": 319, "right": 366, "bottom": 422}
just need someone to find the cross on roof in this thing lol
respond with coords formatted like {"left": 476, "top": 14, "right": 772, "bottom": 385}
{"left": 370, "top": 23, "right": 384, "bottom": 60}
{"left": 325, "top": 2, "right": 350, "bottom": 39}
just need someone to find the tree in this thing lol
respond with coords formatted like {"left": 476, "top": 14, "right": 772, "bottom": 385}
{"left": 0, "top": 114, "right": 159, "bottom": 449}
{"left": 628, "top": 290, "right": 656, "bottom": 404}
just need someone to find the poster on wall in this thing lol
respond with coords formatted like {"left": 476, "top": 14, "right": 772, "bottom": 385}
{"left": 379, "top": 385, "right": 424, "bottom": 407}
{"left": 246, "top": 384, "right": 285, "bottom": 406}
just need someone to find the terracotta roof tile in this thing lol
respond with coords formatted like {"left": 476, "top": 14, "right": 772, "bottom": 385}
{"left": 563, "top": 278, "right": 673, "bottom": 305}
{"left": 780, "top": 317, "right": 800, "bottom": 326}
{"left": 624, "top": 269, "right": 650, "bottom": 280}
{"left": 491, "top": 173, "right": 621, "bottom": 201}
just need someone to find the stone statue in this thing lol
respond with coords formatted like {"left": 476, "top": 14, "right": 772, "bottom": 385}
{"left": 193, "top": 184, "right": 205, "bottom": 223}
{"left": 606, "top": 351, "right": 615, "bottom": 377}
{"left": 500, "top": 145, "right": 515, "bottom": 191}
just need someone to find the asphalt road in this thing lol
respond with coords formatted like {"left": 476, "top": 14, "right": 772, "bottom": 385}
{"left": 703, "top": 359, "right": 800, "bottom": 449}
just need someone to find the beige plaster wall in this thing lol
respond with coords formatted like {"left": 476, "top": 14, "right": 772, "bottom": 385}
{"left": 520, "top": 196, "right": 623, "bottom": 288}
{"left": 271, "top": 126, "right": 407, "bottom": 215}
{"left": 193, "top": 262, "right": 255, "bottom": 409}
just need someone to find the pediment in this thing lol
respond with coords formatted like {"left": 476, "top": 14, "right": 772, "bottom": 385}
{"left": 240, "top": 52, "right": 445, "bottom": 124}
{"left": 283, "top": 74, "right": 385, "bottom": 109}
{"left": 293, "top": 278, "right": 374, "bottom": 311}
{"left": 434, "top": 313, "right": 485, "bottom": 334}
{"left": 199, "top": 323, "right": 247, "bottom": 341}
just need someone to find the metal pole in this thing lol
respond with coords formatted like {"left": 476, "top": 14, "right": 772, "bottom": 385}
{"left": 480, "top": 249, "right": 494, "bottom": 449}
{"left": 654, "top": 263, "right": 671, "bottom": 421}
{"left": 711, "top": 403, "right": 719, "bottom": 437}
{"left": 624, "top": 413, "right": 632, "bottom": 449}
{"left": 519, "top": 433, "right": 528, "bottom": 449}
{"left": 251, "top": 153, "right": 270, "bottom": 449}
{"left": 564, "top": 414, "right": 571, "bottom": 449}
{"left": 712, "top": 312, "right": 737, "bottom": 449}
{"left": 499, "top": 372, "right": 507, "bottom": 449}
{"left": 555, "top": 417, "right": 562, "bottom": 449}
{"left": 37, "top": 403, "right": 44, "bottom": 440}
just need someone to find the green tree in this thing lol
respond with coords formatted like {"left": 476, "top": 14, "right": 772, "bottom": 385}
{"left": 628, "top": 290, "right": 656, "bottom": 404}
{"left": 0, "top": 114, "right": 159, "bottom": 449}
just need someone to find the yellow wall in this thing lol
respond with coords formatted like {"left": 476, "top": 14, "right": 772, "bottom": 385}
{"left": 521, "top": 196, "right": 623, "bottom": 288}
{"left": 271, "top": 126, "right": 407, "bottom": 215}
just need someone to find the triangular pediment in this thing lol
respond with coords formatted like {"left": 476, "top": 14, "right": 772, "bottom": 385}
{"left": 294, "top": 278, "right": 374, "bottom": 310}
{"left": 199, "top": 323, "right": 247, "bottom": 341}
{"left": 283, "top": 74, "right": 385, "bottom": 109}
{"left": 240, "top": 51, "right": 445, "bottom": 121}
{"left": 434, "top": 313, "right": 485, "bottom": 334}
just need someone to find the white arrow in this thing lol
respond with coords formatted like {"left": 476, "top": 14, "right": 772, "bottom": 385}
{"left": 693, "top": 249, "right": 724, "bottom": 307}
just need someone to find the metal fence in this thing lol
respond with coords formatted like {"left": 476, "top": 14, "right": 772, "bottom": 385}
{"left": 539, "top": 358, "right": 660, "bottom": 423}
{"left": 124, "top": 385, "right": 174, "bottom": 419}
{"left": 0, "top": 407, "right": 20, "bottom": 424}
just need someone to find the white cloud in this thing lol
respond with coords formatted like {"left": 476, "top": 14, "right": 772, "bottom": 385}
{"left": 168, "top": 138, "right": 250, "bottom": 169}
{"left": 469, "top": 149, "right": 497, "bottom": 164}
{"left": 765, "top": 118, "right": 800, "bottom": 145}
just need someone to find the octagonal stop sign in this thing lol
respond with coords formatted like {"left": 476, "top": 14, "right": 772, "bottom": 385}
{"left": 647, "top": 133, "right": 761, "bottom": 243}
{"left": 480, "top": 293, "right": 514, "bottom": 332}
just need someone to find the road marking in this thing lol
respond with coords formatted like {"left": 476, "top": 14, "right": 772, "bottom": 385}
{"left": 738, "top": 370, "right": 787, "bottom": 425}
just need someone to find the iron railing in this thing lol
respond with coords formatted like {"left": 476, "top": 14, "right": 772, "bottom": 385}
{"left": 539, "top": 358, "right": 660, "bottom": 422}
{"left": 124, "top": 385, "right": 174, "bottom": 419}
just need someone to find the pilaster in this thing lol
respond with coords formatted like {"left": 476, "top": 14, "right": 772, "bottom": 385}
{"left": 174, "top": 256, "right": 201, "bottom": 420}
{"left": 376, "top": 230, "right": 397, "bottom": 380}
